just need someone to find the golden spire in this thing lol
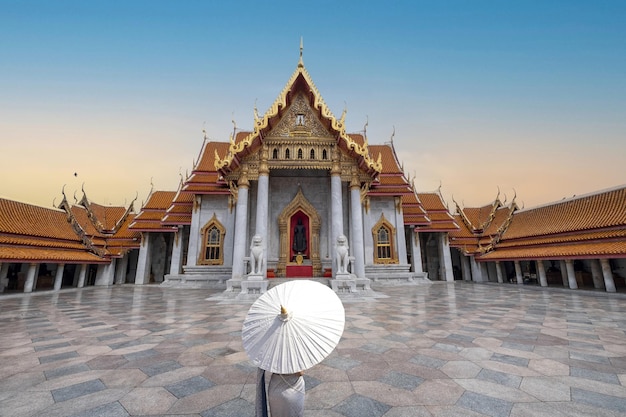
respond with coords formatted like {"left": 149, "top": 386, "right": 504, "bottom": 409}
{"left": 298, "top": 37, "right": 304, "bottom": 68}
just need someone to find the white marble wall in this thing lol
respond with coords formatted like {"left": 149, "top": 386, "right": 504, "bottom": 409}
{"left": 188, "top": 195, "right": 233, "bottom": 267}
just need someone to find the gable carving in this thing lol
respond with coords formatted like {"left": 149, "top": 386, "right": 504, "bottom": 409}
{"left": 267, "top": 93, "right": 333, "bottom": 138}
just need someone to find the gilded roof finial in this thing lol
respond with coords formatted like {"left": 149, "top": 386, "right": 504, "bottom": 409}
{"left": 202, "top": 121, "right": 207, "bottom": 141}
{"left": 298, "top": 37, "right": 304, "bottom": 68}
{"left": 390, "top": 126, "right": 395, "bottom": 143}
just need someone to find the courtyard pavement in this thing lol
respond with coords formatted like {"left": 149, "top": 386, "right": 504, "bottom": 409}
{"left": 1, "top": 281, "right": 625, "bottom": 417}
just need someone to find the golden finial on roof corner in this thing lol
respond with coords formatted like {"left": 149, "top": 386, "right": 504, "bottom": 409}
{"left": 298, "top": 37, "right": 304, "bottom": 68}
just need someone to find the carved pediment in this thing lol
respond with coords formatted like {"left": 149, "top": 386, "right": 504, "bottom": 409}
{"left": 267, "top": 93, "right": 333, "bottom": 139}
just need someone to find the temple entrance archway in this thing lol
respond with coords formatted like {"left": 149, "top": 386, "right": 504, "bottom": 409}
{"left": 277, "top": 188, "right": 321, "bottom": 277}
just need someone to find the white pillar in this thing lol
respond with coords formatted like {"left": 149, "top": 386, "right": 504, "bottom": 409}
{"left": 0, "top": 263, "right": 8, "bottom": 292}
{"left": 590, "top": 259, "right": 605, "bottom": 289}
{"left": 135, "top": 233, "right": 152, "bottom": 285}
{"left": 470, "top": 257, "right": 483, "bottom": 282}
{"left": 559, "top": 260, "right": 568, "bottom": 287}
{"left": 565, "top": 259, "right": 577, "bottom": 289}
{"left": 440, "top": 234, "right": 454, "bottom": 282}
{"left": 231, "top": 172, "right": 250, "bottom": 280}
{"left": 77, "top": 264, "right": 88, "bottom": 288}
{"left": 95, "top": 259, "right": 116, "bottom": 286}
{"left": 495, "top": 261, "right": 504, "bottom": 283}
{"left": 600, "top": 258, "right": 616, "bottom": 293}
{"left": 349, "top": 177, "right": 366, "bottom": 278}
{"left": 480, "top": 262, "right": 489, "bottom": 282}
{"left": 53, "top": 264, "right": 65, "bottom": 291}
{"left": 115, "top": 255, "right": 129, "bottom": 284}
{"left": 410, "top": 231, "right": 424, "bottom": 274}
{"left": 24, "top": 263, "right": 37, "bottom": 293}
{"left": 461, "top": 255, "right": 472, "bottom": 281}
{"left": 255, "top": 174, "right": 269, "bottom": 247}
{"left": 537, "top": 260, "right": 548, "bottom": 287}
{"left": 514, "top": 261, "right": 523, "bottom": 284}
{"left": 169, "top": 228, "right": 185, "bottom": 276}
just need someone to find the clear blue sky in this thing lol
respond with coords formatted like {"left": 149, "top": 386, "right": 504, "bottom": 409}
{"left": 2, "top": 1, "right": 625, "bottom": 209}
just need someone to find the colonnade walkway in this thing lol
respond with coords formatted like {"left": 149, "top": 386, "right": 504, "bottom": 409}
{"left": 1, "top": 281, "right": 625, "bottom": 417}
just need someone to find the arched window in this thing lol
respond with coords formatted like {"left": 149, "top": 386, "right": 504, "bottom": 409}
{"left": 285, "top": 148, "right": 290, "bottom": 159}
{"left": 272, "top": 148, "right": 279, "bottom": 159}
{"left": 199, "top": 215, "right": 225, "bottom": 265}
{"left": 310, "top": 149, "right": 315, "bottom": 159}
{"left": 322, "top": 149, "right": 328, "bottom": 160}
{"left": 297, "top": 148, "right": 303, "bottom": 159}
{"left": 372, "top": 214, "right": 398, "bottom": 264}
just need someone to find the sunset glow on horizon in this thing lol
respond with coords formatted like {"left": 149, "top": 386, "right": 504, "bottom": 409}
{"left": 2, "top": 1, "right": 625, "bottom": 211}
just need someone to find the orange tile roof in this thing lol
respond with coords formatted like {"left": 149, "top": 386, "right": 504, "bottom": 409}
{"left": 0, "top": 198, "right": 110, "bottom": 263}
{"left": 413, "top": 193, "right": 459, "bottom": 232}
{"left": 129, "top": 191, "right": 178, "bottom": 232}
{"left": 464, "top": 185, "right": 626, "bottom": 260}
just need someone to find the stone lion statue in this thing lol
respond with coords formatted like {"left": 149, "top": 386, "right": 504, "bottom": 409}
{"left": 335, "top": 234, "right": 350, "bottom": 274}
{"left": 250, "top": 235, "right": 265, "bottom": 275}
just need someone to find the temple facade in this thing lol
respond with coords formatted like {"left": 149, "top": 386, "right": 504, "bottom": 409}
{"left": 129, "top": 54, "right": 457, "bottom": 294}
{"left": 0, "top": 53, "right": 624, "bottom": 295}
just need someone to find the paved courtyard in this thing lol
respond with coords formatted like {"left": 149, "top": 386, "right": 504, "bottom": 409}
{"left": 1, "top": 281, "right": 625, "bottom": 417}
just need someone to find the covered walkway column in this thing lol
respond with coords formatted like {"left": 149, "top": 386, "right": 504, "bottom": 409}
{"left": 23, "top": 263, "right": 37, "bottom": 293}
{"left": 115, "top": 255, "right": 129, "bottom": 284}
{"left": 461, "top": 255, "right": 472, "bottom": 281}
{"left": 537, "top": 260, "right": 548, "bottom": 287}
{"left": 495, "top": 261, "right": 504, "bottom": 283}
{"left": 565, "top": 259, "right": 577, "bottom": 289}
{"left": 439, "top": 234, "right": 454, "bottom": 281}
{"left": 135, "top": 233, "right": 152, "bottom": 285}
{"left": 0, "top": 263, "right": 8, "bottom": 291}
{"left": 53, "top": 264, "right": 65, "bottom": 291}
{"left": 254, "top": 148, "right": 270, "bottom": 276}
{"left": 330, "top": 157, "right": 344, "bottom": 275}
{"left": 600, "top": 258, "right": 616, "bottom": 293}
{"left": 77, "top": 264, "right": 88, "bottom": 288}
{"left": 230, "top": 167, "right": 250, "bottom": 280}
{"left": 169, "top": 227, "right": 185, "bottom": 276}
{"left": 410, "top": 231, "right": 424, "bottom": 274}
{"left": 514, "top": 261, "right": 523, "bottom": 284}
{"left": 590, "top": 259, "right": 605, "bottom": 290}
{"left": 349, "top": 171, "right": 365, "bottom": 278}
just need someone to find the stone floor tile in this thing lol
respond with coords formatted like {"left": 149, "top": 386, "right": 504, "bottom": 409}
{"left": 456, "top": 391, "right": 513, "bottom": 417}
{"left": 120, "top": 386, "right": 177, "bottom": 415}
{"left": 519, "top": 376, "right": 571, "bottom": 401}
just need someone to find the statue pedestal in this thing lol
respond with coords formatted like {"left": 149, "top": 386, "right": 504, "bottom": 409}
{"left": 241, "top": 274, "right": 268, "bottom": 294}
{"left": 331, "top": 273, "right": 356, "bottom": 293}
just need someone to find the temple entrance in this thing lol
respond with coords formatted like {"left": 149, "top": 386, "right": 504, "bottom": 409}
{"left": 277, "top": 188, "right": 321, "bottom": 277}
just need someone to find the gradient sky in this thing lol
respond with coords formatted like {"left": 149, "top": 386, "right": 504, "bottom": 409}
{"left": 2, "top": 1, "right": 625, "bottom": 211}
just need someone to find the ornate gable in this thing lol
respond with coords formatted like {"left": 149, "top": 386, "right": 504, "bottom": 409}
{"left": 267, "top": 93, "right": 334, "bottom": 139}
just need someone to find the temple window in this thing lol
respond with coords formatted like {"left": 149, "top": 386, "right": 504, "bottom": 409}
{"left": 296, "top": 113, "right": 305, "bottom": 126}
{"left": 199, "top": 216, "right": 225, "bottom": 265}
{"left": 285, "top": 148, "right": 290, "bottom": 159}
{"left": 272, "top": 148, "right": 279, "bottom": 159}
{"left": 310, "top": 149, "right": 315, "bottom": 159}
{"left": 298, "top": 148, "right": 303, "bottom": 159}
{"left": 372, "top": 214, "right": 397, "bottom": 264}
{"left": 322, "top": 149, "right": 328, "bottom": 160}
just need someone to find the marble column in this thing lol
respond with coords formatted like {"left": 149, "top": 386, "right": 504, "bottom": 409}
{"left": 24, "top": 263, "right": 37, "bottom": 293}
{"left": 349, "top": 173, "right": 366, "bottom": 278}
{"left": 115, "top": 255, "right": 129, "bottom": 284}
{"left": 77, "top": 264, "right": 88, "bottom": 288}
{"left": 0, "top": 262, "right": 8, "bottom": 292}
{"left": 169, "top": 228, "right": 185, "bottom": 276}
{"left": 470, "top": 257, "right": 483, "bottom": 282}
{"left": 53, "top": 264, "right": 65, "bottom": 291}
{"left": 590, "top": 259, "right": 605, "bottom": 289}
{"left": 537, "top": 260, "right": 548, "bottom": 287}
{"left": 231, "top": 168, "right": 250, "bottom": 280}
{"left": 410, "top": 231, "right": 424, "bottom": 274}
{"left": 135, "top": 233, "right": 152, "bottom": 285}
{"left": 600, "top": 258, "right": 616, "bottom": 293}
{"left": 565, "top": 259, "right": 577, "bottom": 289}
{"left": 495, "top": 261, "right": 504, "bottom": 284}
{"left": 559, "top": 260, "right": 568, "bottom": 287}
{"left": 254, "top": 150, "right": 269, "bottom": 277}
{"left": 461, "top": 255, "right": 472, "bottom": 281}
{"left": 440, "top": 234, "right": 454, "bottom": 281}
{"left": 514, "top": 261, "right": 523, "bottom": 284}
{"left": 330, "top": 163, "right": 344, "bottom": 270}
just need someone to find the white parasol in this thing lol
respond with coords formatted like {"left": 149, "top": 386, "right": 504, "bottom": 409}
{"left": 242, "top": 280, "right": 345, "bottom": 374}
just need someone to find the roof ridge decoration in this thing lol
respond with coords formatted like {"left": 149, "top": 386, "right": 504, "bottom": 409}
{"left": 214, "top": 45, "right": 382, "bottom": 175}
{"left": 78, "top": 186, "right": 106, "bottom": 233}
{"left": 57, "top": 187, "right": 105, "bottom": 258}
